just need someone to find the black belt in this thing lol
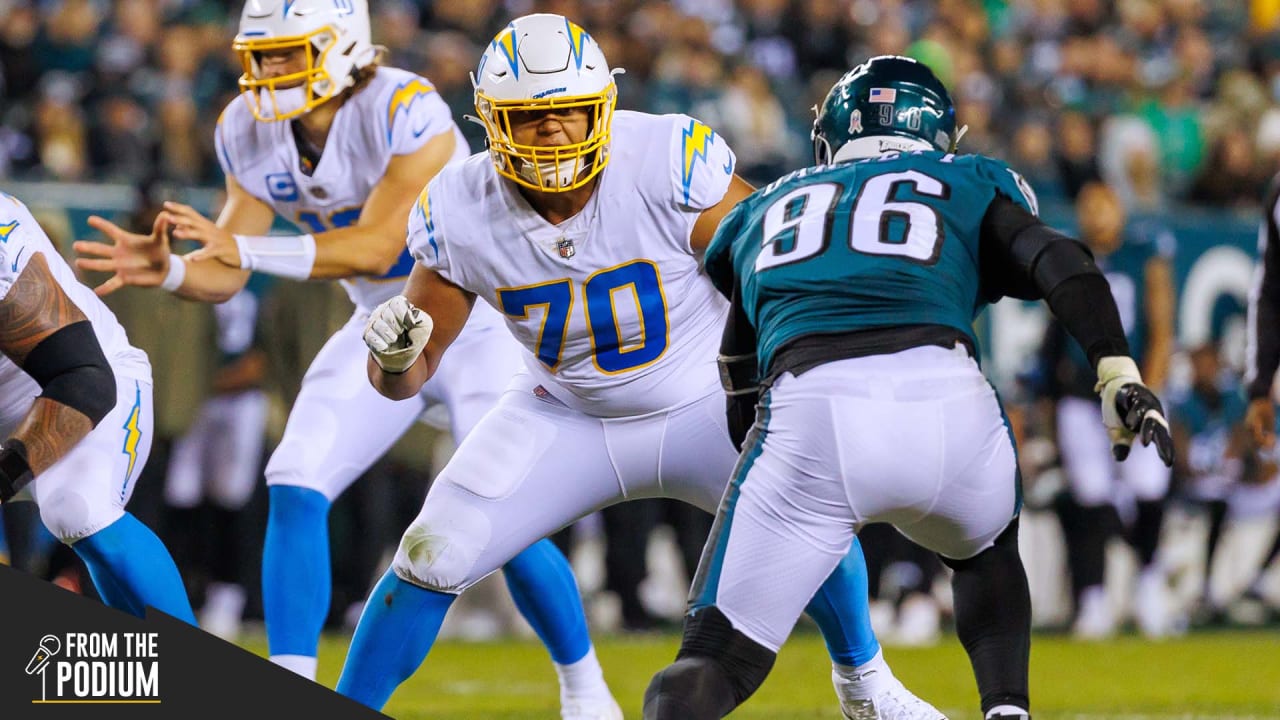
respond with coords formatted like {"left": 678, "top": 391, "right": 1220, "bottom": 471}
{"left": 765, "top": 324, "right": 975, "bottom": 384}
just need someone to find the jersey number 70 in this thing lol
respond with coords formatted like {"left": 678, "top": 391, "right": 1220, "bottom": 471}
{"left": 497, "top": 259, "right": 668, "bottom": 375}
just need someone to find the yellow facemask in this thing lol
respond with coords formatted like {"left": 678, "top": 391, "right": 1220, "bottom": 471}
{"left": 474, "top": 84, "right": 617, "bottom": 192}
{"left": 233, "top": 27, "right": 340, "bottom": 123}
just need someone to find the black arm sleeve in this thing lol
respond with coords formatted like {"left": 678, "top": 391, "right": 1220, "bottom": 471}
{"left": 720, "top": 287, "right": 759, "bottom": 451}
{"left": 1248, "top": 182, "right": 1280, "bottom": 400}
{"left": 22, "top": 320, "right": 117, "bottom": 426}
{"left": 980, "top": 194, "right": 1129, "bottom": 368}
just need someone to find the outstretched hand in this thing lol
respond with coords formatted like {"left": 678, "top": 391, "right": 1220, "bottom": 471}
{"left": 75, "top": 212, "right": 172, "bottom": 296}
{"left": 164, "top": 201, "right": 242, "bottom": 269}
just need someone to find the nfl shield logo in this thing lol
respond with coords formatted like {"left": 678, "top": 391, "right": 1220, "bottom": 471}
{"left": 557, "top": 238, "right": 575, "bottom": 259}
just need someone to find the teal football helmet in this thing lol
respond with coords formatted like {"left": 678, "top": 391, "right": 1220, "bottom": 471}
{"left": 812, "top": 55, "right": 961, "bottom": 165}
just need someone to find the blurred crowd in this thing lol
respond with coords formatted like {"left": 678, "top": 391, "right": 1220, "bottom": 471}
{"left": 2, "top": 0, "right": 1280, "bottom": 209}
{"left": 4, "top": 0, "right": 1280, "bottom": 644}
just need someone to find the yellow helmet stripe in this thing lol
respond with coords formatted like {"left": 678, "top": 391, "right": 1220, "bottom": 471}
{"left": 565, "top": 19, "right": 589, "bottom": 69}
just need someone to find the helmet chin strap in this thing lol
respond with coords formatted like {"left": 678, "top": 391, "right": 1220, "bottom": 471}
{"left": 262, "top": 85, "right": 308, "bottom": 120}
{"left": 518, "top": 157, "right": 582, "bottom": 190}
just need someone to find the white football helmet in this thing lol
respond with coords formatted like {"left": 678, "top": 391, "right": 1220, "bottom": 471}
{"left": 233, "top": 0, "right": 377, "bottom": 122}
{"left": 472, "top": 13, "right": 618, "bottom": 192}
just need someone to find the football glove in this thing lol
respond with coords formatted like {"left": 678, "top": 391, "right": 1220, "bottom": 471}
{"left": 1094, "top": 356, "right": 1174, "bottom": 466}
{"left": 364, "top": 295, "right": 433, "bottom": 374}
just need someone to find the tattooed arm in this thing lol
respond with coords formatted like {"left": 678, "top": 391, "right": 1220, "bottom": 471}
{"left": 0, "top": 253, "right": 115, "bottom": 500}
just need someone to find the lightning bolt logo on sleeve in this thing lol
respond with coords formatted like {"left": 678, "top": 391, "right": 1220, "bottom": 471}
{"left": 681, "top": 119, "right": 717, "bottom": 205}
{"left": 416, "top": 186, "right": 438, "bottom": 261}
{"left": 386, "top": 78, "right": 437, "bottom": 145}
{"left": 118, "top": 382, "right": 142, "bottom": 500}
{"left": 0, "top": 220, "right": 19, "bottom": 242}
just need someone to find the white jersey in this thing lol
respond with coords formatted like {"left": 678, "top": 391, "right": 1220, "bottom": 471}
{"left": 408, "top": 111, "right": 737, "bottom": 417}
{"left": 0, "top": 193, "right": 150, "bottom": 428}
{"left": 215, "top": 66, "right": 470, "bottom": 311}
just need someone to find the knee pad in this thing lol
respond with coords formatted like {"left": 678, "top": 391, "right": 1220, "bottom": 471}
{"left": 675, "top": 606, "right": 776, "bottom": 707}
{"left": 644, "top": 656, "right": 737, "bottom": 720}
{"left": 39, "top": 487, "right": 122, "bottom": 543}
{"left": 391, "top": 501, "right": 494, "bottom": 593}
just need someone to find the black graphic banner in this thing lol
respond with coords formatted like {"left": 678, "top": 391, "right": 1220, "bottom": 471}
{"left": 0, "top": 563, "right": 387, "bottom": 719}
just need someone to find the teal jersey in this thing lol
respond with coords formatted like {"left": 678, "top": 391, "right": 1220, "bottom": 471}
{"left": 704, "top": 150, "right": 1038, "bottom": 373}
{"left": 1170, "top": 379, "right": 1246, "bottom": 480}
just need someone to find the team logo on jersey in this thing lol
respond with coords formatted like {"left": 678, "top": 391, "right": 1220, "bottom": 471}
{"left": 557, "top": 238, "right": 576, "bottom": 259}
{"left": 265, "top": 173, "right": 299, "bottom": 202}
{"left": 386, "top": 78, "right": 437, "bottom": 145}
{"left": 681, "top": 119, "right": 717, "bottom": 205}
{"left": 416, "top": 187, "right": 439, "bottom": 261}
{"left": 119, "top": 382, "right": 143, "bottom": 501}
{"left": 0, "top": 219, "right": 19, "bottom": 242}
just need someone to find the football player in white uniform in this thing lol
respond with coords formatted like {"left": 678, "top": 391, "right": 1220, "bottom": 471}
{"left": 343, "top": 14, "right": 941, "bottom": 719}
{"left": 0, "top": 192, "right": 194, "bottom": 623}
{"left": 74, "top": 2, "right": 617, "bottom": 715}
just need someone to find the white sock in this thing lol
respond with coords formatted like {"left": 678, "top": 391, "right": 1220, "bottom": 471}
{"left": 554, "top": 646, "right": 610, "bottom": 699}
{"left": 270, "top": 654, "right": 318, "bottom": 680}
{"left": 834, "top": 647, "right": 888, "bottom": 680}
{"left": 987, "top": 704, "right": 1029, "bottom": 718}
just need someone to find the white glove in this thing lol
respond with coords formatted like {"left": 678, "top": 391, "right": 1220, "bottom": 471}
{"left": 364, "top": 295, "right": 434, "bottom": 374}
{"left": 1094, "top": 355, "right": 1174, "bottom": 465}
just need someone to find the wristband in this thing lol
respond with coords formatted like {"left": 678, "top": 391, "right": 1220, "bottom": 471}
{"left": 160, "top": 254, "right": 186, "bottom": 292}
{"left": 233, "top": 234, "right": 317, "bottom": 280}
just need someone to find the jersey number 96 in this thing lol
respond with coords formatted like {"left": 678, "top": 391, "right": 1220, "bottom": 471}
{"left": 756, "top": 170, "right": 949, "bottom": 271}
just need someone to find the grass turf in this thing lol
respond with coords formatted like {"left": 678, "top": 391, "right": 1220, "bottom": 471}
{"left": 239, "top": 629, "right": 1280, "bottom": 719}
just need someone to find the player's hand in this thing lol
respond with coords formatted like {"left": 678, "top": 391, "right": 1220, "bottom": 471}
{"left": 1095, "top": 356, "right": 1174, "bottom": 466}
{"left": 165, "top": 201, "right": 241, "bottom": 268}
{"left": 1246, "top": 397, "right": 1276, "bottom": 450}
{"left": 364, "top": 295, "right": 433, "bottom": 374}
{"left": 76, "top": 213, "right": 172, "bottom": 296}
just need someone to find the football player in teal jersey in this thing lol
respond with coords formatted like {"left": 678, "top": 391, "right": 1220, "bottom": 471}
{"left": 643, "top": 56, "right": 1174, "bottom": 720}
{"left": 1036, "top": 182, "right": 1177, "bottom": 638}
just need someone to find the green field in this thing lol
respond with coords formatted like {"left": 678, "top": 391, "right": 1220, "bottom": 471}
{"left": 240, "top": 629, "right": 1280, "bottom": 719}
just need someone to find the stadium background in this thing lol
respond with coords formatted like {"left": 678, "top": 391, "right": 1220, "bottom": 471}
{"left": 1, "top": 0, "right": 1279, "bottom": 716}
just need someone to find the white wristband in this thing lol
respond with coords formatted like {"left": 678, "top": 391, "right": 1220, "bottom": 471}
{"left": 160, "top": 254, "right": 186, "bottom": 292}
{"left": 233, "top": 234, "right": 317, "bottom": 280}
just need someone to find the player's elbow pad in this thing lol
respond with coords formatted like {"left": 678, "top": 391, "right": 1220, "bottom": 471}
{"left": 23, "top": 320, "right": 117, "bottom": 426}
{"left": 1012, "top": 225, "right": 1102, "bottom": 297}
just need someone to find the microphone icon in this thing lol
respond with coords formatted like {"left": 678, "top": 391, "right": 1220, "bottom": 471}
{"left": 26, "top": 635, "right": 60, "bottom": 675}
